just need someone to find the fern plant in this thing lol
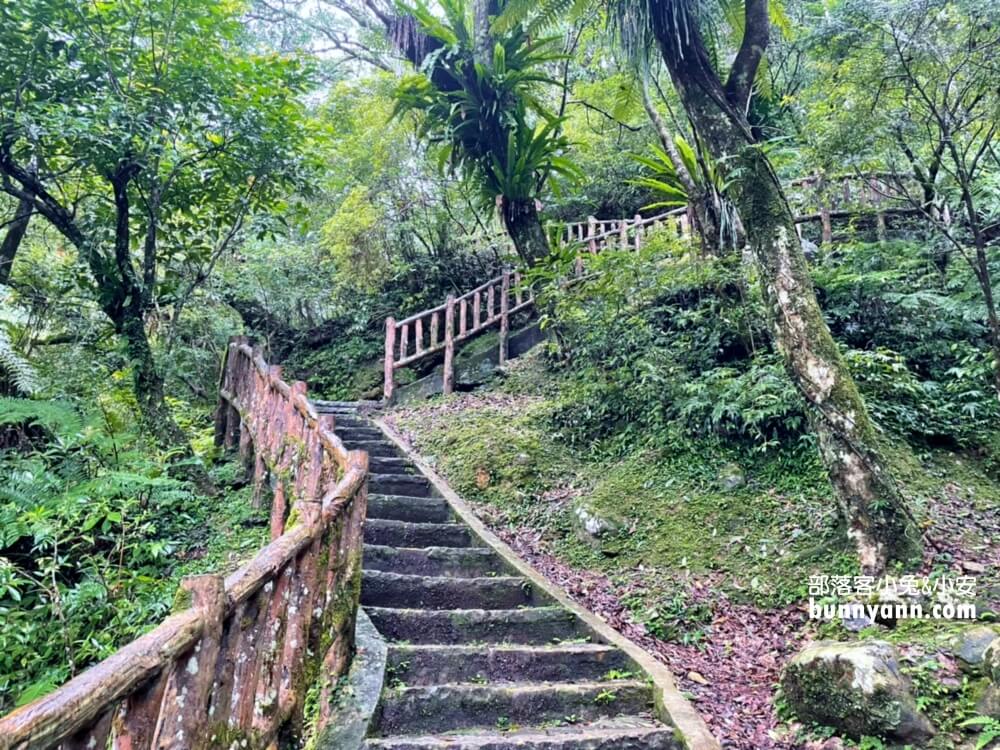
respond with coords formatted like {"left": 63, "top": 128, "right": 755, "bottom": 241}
{"left": 959, "top": 716, "right": 1000, "bottom": 750}
{"left": 0, "top": 327, "right": 38, "bottom": 396}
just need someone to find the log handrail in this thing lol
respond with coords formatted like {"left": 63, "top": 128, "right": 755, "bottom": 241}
{"left": 382, "top": 208, "right": 692, "bottom": 401}
{"left": 0, "top": 339, "right": 368, "bottom": 750}
{"left": 381, "top": 172, "right": 920, "bottom": 401}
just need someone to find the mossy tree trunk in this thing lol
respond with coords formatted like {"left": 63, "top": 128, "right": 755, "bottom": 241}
{"left": 639, "top": 79, "right": 721, "bottom": 251}
{"left": 501, "top": 196, "right": 550, "bottom": 267}
{"left": 648, "top": 0, "right": 919, "bottom": 573}
{"left": 0, "top": 195, "right": 32, "bottom": 285}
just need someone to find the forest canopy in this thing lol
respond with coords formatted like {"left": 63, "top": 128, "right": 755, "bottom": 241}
{"left": 1, "top": 0, "right": 999, "bottom": 748}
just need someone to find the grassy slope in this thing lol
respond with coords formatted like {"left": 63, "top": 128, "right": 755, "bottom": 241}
{"left": 387, "top": 349, "right": 1000, "bottom": 748}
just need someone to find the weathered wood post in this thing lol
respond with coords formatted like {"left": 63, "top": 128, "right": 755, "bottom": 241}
{"left": 818, "top": 176, "right": 833, "bottom": 244}
{"left": 587, "top": 215, "right": 597, "bottom": 255}
{"left": 443, "top": 295, "right": 456, "bottom": 396}
{"left": 619, "top": 219, "right": 628, "bottom": 249}
{"left": 499, "top": 272, "right": 510, "bottom": 365}
{"left": 383, "top": 317, "right": 396, "bottom": 403}
{"left": 872, "top": 177, "right": 887, "bottom": 242}
{"left": 633, "top": 214, "right": 643, "bottom": 250}
{"left": 150, "top": 574, "right": 225, "bottom": 749}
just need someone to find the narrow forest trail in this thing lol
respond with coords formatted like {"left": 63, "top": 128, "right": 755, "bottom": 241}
{"left": 318, "top": 400, "right": 705, "bottom": 749}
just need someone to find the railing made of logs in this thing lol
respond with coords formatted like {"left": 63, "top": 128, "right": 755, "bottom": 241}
{"left": 382, "top": 173, "right": 924, "bottom": 401}
{"left": 382, "top": 209, "right": 690, "bottom": 401}
{"left": 0, "top": 339, "right": 368, "bottom": 750}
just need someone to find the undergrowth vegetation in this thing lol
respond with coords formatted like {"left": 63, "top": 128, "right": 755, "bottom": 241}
{"left": 392, "top": 226, "right": 1000, "bottom": 623}
{"left": 0, "top": 396, "right": 267, "bottom": 713}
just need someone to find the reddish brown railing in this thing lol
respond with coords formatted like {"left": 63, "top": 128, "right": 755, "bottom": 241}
{"left": 382, "top": 209, "right": 691, "bottom": 401}
{"left": 382, "top": 173, "right": 921, "bottom": 400}
{"left": 0, "top": 339, "right": 368, "bottom": 750}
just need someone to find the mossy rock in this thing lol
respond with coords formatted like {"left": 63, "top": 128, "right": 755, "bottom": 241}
{"left": 780, "top": 640, "right": 935, "bottom": 745}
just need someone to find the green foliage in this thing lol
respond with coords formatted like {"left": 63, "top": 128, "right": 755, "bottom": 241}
{"left": 960, "top": 716, "right": 1000, "bottom": 750}
{"left": 0, "top": 327, "right": 39, "bottom": 396}
{"left": 0, "top": 397, "right": 267, "bottom": 712}
{"left": 392, "top": 0, "right": 580, "bottom": 210}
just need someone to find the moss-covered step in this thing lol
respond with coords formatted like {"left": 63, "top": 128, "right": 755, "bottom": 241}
{"left": 364, "top": 519, "right": 479, "bottom": 548}
{"left": 347, "top": 439, "right": 404, "bottom": 457}
{"left": 363, "top": 545, "right": 505, "bottom": 578}
{"left": 336, "top": 426, "right": 387, "bottom": 441}
{"left": 368, "top": 494, "right": 453, "bottom": 523}
{"left": 362, "top": 721, "right": 681, "bottom": 750}
{"left": 385, "top": 643, "right": 633, "bottom": 686}
{"left": 368, "top": 473, "right": 434, "bottom": 497}
{"left": 362, "top": 570, "right": 537, "bottom": 610}
{"left": 364, "top": 606, "right": 586, "bottom": 645}
{"left": 368, "top": 456, "right": 416, "bottom": 474}
{"left": 371, "top": 681, "right": 653, "bottom": 736}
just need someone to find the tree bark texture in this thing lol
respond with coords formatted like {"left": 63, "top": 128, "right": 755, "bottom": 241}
{"left": 0, "top": 195, "right": 32, "bottom": 285}
{"left": 501, "top": 196, "right": 550, "bottom": 266}
{"left": 649, "top": 0, "right": 919, "bottom": 573}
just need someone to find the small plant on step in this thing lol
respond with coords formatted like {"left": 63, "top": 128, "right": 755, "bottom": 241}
{"left": 960, "top": 716, "right": 1000, "bottom": 750}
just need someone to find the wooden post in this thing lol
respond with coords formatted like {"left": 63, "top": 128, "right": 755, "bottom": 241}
{"left": 818, "top": 174, "right": 832, "bottom": 244}
{"left": 430, "top": 311, "right": 439, "bottom": 348}
{"left": 820, "top": 206, "right": 833, "bottom": 244}
{"left": 383, "top": 317, "right": 395, "bottom": 403}
{"left": 588, "top": 215, "right": 597, "bottom": 254}
{"left": 487, "top": 284, "right": 495, "bottom": 320}
{"left": 633, "top": 214, "right": 643, "bottom": 250}
{"left": 619, "top": 219, "right": 628, "bottom": 249}
{"left": 459, "top": 297, "right": 468, "bottom": 336}
{"left": 415, "top": 318, "right": 424, "bottom": 355}
{"left": 472, "top": 290, "right": 481, "bottom": 331}
{"left": 443, "top": 295, "right": 455, "bottom": 396}
{"left": 499, "top": 272, "right": 510, "bottom": 365}
{"left": 399, "top": 323, "right": 409, "bottom": 361}
{"left": 149, "top": 575, "right": 225, "bottom": 749}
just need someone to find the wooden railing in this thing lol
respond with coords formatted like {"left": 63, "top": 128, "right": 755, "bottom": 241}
{"left": 0, "top": 339, "right": 368, "bottom": 750}
{"left": 382, "top": 172, "right": 922, "bottom": 400}
{"left": 382, "top": 209, "right": 690, "bottom": 401}
{"left": 786, "top": 172, "right": 921, "bottom": 242}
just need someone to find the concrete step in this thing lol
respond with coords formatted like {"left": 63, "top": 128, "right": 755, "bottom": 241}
{"left": 365, "top": 607, "right": 586, "bottom": 645}
{"left": 365, "top": 519, "right": 477, "bottom": 549}
{"left": 385, "top": 643, "right": 633, "bottom": 686}
{"left": 363, "top": 722, "right": 679, "bottom": 749}
{"left": 349, "top": 440, "right": 402, "bottom": 458}
{"left": 368, "top": 494, "right": 452, "bottom": 524}
{"left": 336, "top": 426, "right": 384, "bottom": 441}
{"left": 362, "top": 571, "right": 535, "bottom": 610}
{"left": 369, "top": 456, "right": 415, "bottom": 474}
{"left": 369, "top": 473, "right": 433, "bottom": 497}
{"left": 363, "top": 545, "right": 506, "bottom": 578}
{"left": 371, "top": 681, "right": 653, "bottom": 736}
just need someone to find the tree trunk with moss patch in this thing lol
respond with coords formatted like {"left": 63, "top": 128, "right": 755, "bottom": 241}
{"left": 648, "top": 0, "right": 919, "bottom": 574}
{"left": 501, "top": 196, "right": 550, "bottom": 266}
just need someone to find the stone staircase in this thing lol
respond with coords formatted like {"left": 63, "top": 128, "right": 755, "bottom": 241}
{"left": 315, "top": 401, "right": 683, "bottom": 750}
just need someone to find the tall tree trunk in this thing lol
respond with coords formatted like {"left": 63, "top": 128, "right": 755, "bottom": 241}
{"left": 501, "top": 197, "right": 549, "bottom": 266}
{"left": 649, "top": 0, "right": 919, "bottom": 574}
{"left": 0, "top": 195, "right": 32, "bottom": 285}
{"left": 640, "top": 80, "right": 721, "bottom": 250}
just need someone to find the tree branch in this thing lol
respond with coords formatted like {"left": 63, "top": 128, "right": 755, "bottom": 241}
{"left": 724, "top": 0, "right": 770, "bottom": 113}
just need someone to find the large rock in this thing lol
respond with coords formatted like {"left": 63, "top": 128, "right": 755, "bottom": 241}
{"left": 781, "top": 640, "right": 935, "bottom": 744}
{"left": 974, "top": 636, "right": 1000, "bottom": 719}
{"left": 572, "top": 501, "right": 618, "bottom": 540}
{"left": 948, "top": 626, "right": 999, "bottom": 673}
{"left": 986, "top": 636, "right": 1000, "bottom": 684}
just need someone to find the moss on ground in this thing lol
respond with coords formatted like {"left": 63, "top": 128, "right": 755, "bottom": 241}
{"left": 390, "top": 353, "right": 856, "bottom": 608}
